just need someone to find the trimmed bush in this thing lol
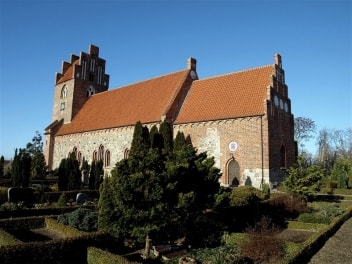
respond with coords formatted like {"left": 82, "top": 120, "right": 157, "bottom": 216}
{"left": 0, "top": 216, "right": 45, "bottom": 230}
{"left": 0, "top": 232, "right": 109, "bottom": 264}
{"left": 0, "top": 229, "right": 22, "bottom": 246}
{"left": 286, "top": 206, "right": 352, "bottom": 263}
{"left": 230, "top": 186, "right": 266, "bottom": 207}
{"left": 57, "top": 207, "right": 98, "bottom": 232}
{"left": 0, "top": 187, "right": 8, "bottom": 204}
{"left": 87, "top": 247, "right": 138, "bottom": 264}
{"left": 298, "top": 213, "right": 329, "bottom": 224}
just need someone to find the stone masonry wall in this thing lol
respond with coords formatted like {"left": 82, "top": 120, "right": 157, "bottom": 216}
{"left": 174, "top": 116, "right": 270, "bottom": 188}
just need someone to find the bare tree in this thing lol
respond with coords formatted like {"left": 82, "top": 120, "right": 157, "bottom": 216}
{"left": 332, "top": 129, "right": 352, "bottom": 160}
{"left": 294, "top": 117, "right": 317, "bottom": 152}
{"left": 317, "top": 128, "right": 334, "bottom": 171}
{"left": 316, "top": 128, "right": 352, "bottom": 172}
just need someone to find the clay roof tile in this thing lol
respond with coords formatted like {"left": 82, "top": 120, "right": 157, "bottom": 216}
{"left": 175, "top": 65, "right": 273, "bottom": 124}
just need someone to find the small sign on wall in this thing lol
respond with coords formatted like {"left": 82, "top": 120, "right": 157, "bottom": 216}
{"left": 228, "top": 141, "right": 238, "bottom": 152}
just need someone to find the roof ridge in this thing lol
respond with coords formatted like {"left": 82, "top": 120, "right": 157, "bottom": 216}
{"left": 109, "top": 68, "right": 190, "bottom": 91}
{"left": 197, "top": 64, "right": 272, "bottom": 82}
{"left": 90, "top": 68, "right": 190, "bottom": 98}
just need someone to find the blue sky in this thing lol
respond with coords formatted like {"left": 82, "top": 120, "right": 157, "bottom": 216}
{"left": 0, "top": 0, "right": 351, "bottom": 160}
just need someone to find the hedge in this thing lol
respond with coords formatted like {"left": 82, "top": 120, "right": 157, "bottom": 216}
{"left": 286, "top": 206, "right": 352, "bottom": 263}
{"left": 0, "top": 228, "right": 22, "bottom": 246}
{"left": 87, "top": 247, "right": 139, "bottom": 264}
{"left": 0, "top": 206, "right": 85, "bottom": 219}
{"left": 0, "top": 216, "right": 45, "bottom": 230}
{"left": 45, "top": 216, "right": 87, "bottom": 238}
{"left": 0, "top": 232, "right": 109, "bottom": 264}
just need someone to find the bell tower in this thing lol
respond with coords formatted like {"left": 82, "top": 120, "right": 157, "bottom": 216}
{"left": 52, "top": 44, "right": 110, "bottom": 124}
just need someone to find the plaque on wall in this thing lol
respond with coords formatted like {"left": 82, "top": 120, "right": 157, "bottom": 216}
{"left": 228, "top": 141, "right": 238, "bottom": 152}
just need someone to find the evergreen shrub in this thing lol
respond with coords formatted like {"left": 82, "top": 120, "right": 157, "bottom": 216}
{"left": 0, "top": 187, "right": 8, "bottom": 204}
{"left": 87, "top": 247, "right": 138, "bottom": 264}
{"left": 230, "top": 186, "right": 266, "bottom": 207}
{"left": 57, "top": 207, "right": 98, "bottom": 232}
{"left": 0, "top": 216, "right": 45, "bottom": 230}
{"left": 0, "top": 229, "right": 22, "bottom": 246}
{"left": 298, "top": 213, "right": 330, "bottom": 224}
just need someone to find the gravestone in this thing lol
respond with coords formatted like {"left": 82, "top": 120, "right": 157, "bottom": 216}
{"left": 76, "top": 192, "right": 89, "bottom": 204}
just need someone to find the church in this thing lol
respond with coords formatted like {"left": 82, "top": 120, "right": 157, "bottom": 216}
{"left": 44, "top": 44, "right": 296, "bottom": 189}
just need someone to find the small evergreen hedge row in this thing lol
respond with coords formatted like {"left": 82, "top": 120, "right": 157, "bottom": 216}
{"left": 87, "top": 247, "right": 139, "bottom": 264}
{"left": 0, "top": 206, "right": 81, "bottom": 219}
{"left": 0, "top": 228, "right": 22, "bottom": 246}
{"left": 0, "top": 216, "right": 45, "bottom": 229}
{"left": 0, "top": 232, "right": 109, "bottom": 264}
{"left": 45, "top": 216, "right": 87, "bottom": 238}
{"left": 286, "top": 206, "right": 352, "bottom": 263}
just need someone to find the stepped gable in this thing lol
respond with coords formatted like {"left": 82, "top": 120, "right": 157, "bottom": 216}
{"left": 56, "top": 59, "right": 80, "bottom": 84}
{"left": 56, "top": 69, "right": 191, "bottom": 135}
{"left": 175, "top": 65, "right": 273, "bottom": 124}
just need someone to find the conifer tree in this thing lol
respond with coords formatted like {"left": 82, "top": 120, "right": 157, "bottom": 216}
{"left": 30, "top": 152, "right": 46, "bottom": 180}
{"left": 159, "top": 120, "right": 173, "bottom": 152}
{"left": 89, "top": 161, "right": 96, "bottom": 190}
{"left": 11, "top": 148, "right": 31, "bottom": 187}
{"left": 98, "top": 176, "right": 115, "bottom": 231}
{"left": 98, "top": 121, "right": 222, "bottom": 246}
{"left": 129, "top": 121, "right": 145, "bottom": 158}
{"left": 142, "top": 126, "right": 151, "bottom": 150}
{"left": 58, "top": 155, "right": 81, "bottom": 191}
{"left": 150, "top": 125, "right": 163, "bottom": 150}
{"left": 90, "top": 160, "right": 103, "bottom": 190}
{"left": 58, "top": 158, "right": 69, "bottom": 191}
{"left": 174, "top": 131, "right": 187, "bottom": 151}
{"left": 0, "top": 156, "right": 4, "bottom": 178}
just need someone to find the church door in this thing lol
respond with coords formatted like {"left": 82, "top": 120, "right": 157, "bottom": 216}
{"left": 228, "top": 159, "right": 240, "bottom": 186}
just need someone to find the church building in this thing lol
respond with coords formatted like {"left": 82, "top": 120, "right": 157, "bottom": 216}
{"left": 44, "top": 44, "right": 296, "bottom": 188}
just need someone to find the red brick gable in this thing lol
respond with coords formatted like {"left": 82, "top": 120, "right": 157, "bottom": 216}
{"left": 56, "top": 69, "right": 191, "bottom": 135}
{"left": 175, "top": 65, "right": 273, "bottom": 124}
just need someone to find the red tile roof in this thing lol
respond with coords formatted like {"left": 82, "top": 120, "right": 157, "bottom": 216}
{"left": 175, "top": 65, "right": 273, "bottom": 124}
{"left": 56, "top": 70, "right": 191, "bottom": 135}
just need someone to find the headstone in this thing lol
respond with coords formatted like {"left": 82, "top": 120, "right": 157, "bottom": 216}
{"left": 81, "top": 170, "right": 89, "bottom": 185}
{"left": 8, "top": 187, "right": 34, "bottom": 203}
{"left": 76, "top": 192, "right": 89, "bottom": 204}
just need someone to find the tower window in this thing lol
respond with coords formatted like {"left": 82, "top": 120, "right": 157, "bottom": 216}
{"left": 60, "top": 102, "right": 65, "bottom": 110}
{"left": 87, "top": 86, "right": 95, "bottom": 97}
{"left": 61, "top": 85, "right": 68, "bottom": 98}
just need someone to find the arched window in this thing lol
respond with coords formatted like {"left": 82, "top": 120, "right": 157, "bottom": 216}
{"left": 77, "top": 151, "right": 82, "bottom": 166}
{"left": 72, "top": 147, "right": 77, "bottom": 158}
{"left": 105, "top": 150, "right": 111, "bottom": 167}
{"left": 228, "top": 159, "right": 240, "bottom": 186}
{"left": 99, "top": 145, "right": 104, "bottom": 161}
{"left": 124, "top": 148, "right": 130, "bottom": 159}
{"left": 86, "top": 85, "right": 95, "bottom": 97}
{"left": 92, "top": 150, "right": 97, "bottom": 161}
{"left": 61, "top": 85, "right": 68, "bottom": 98}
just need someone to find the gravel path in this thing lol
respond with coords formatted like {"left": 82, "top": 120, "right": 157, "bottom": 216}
{"left": 308, "top": 217, "right": 352, "bottom": 264}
